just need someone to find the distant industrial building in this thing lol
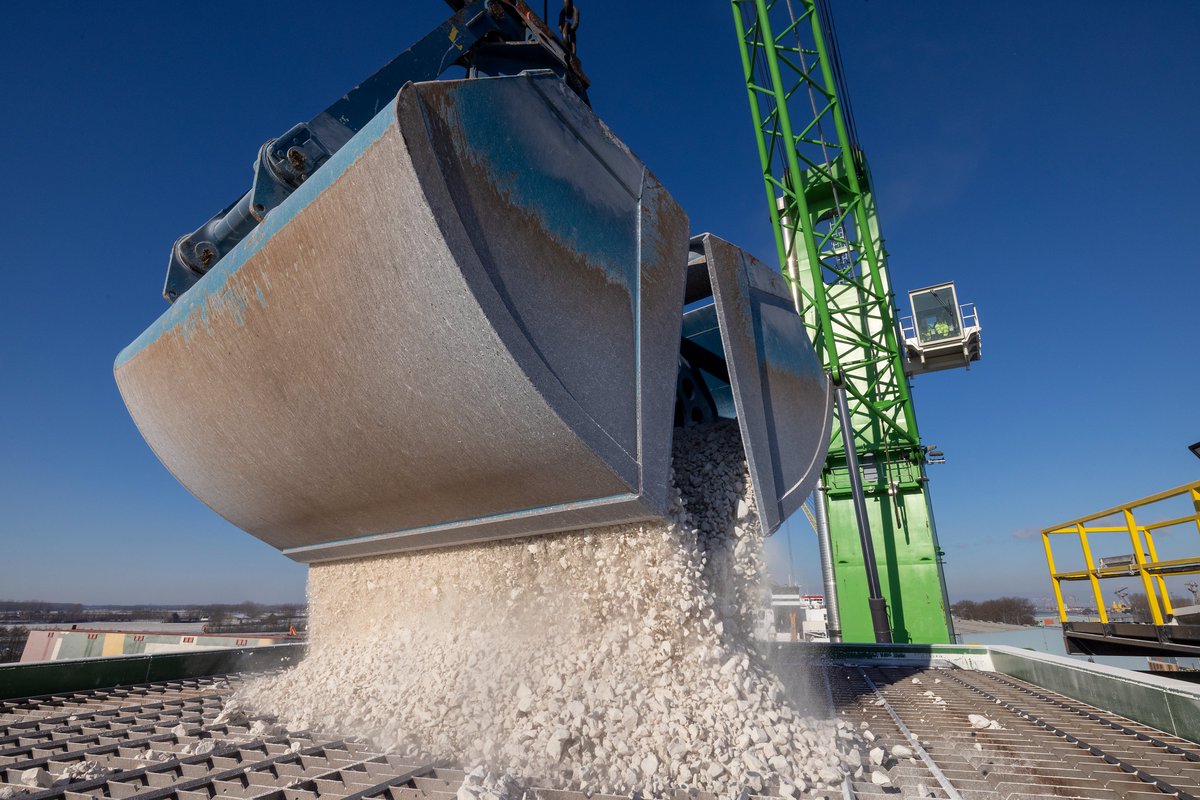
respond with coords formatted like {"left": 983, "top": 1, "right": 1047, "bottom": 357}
{"left": 20, "top": 628, "right": 294, "bottom": 662}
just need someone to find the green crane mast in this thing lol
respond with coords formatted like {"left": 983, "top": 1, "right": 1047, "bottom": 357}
{"left": 730, "top": 0, "right": 954, "bottom": 643}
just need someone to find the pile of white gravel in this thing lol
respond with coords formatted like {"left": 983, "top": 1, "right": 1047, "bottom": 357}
{"left": 241, "top": 422, "right": 864, "bottom": 796}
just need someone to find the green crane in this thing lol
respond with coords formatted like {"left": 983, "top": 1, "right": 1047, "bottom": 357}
{"left": 730, "top": 0, "right": 956, "bottom": 643}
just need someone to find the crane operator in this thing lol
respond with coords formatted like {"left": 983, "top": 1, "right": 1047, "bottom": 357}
{"left": 559, "top": 0, "right": 580, "bottom": 59}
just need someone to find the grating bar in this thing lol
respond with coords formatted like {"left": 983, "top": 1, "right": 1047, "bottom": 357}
{"left": 943, "top": 669, "right": 1195, "bottom": 799}
{"left": 114, "top": 740, "right": 365, "bottom": 800}
{"left": 4, "top": 666, "right": 1200, "bottom": 799}
{"left": 857, "top": 667, "right": 962, "bottom": 799}
{"left": 973, "top": 670, "right": 1200, "bottom": 762}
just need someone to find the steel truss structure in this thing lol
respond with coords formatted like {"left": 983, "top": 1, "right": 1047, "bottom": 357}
{"left": 731, "top": 0, "right": 954, "bottom": 642}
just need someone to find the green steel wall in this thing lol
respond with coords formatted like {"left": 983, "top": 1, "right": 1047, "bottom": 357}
{"left": 829, "top": 491, "right": 952, "bottom": 643}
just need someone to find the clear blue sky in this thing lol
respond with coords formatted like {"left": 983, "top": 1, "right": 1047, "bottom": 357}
{"left": 1, "top": 2, "right": 1197, "bottom": 606}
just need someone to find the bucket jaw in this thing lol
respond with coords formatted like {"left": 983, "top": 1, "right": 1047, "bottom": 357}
{"left": 116, "top": 73, "right": 689, "bottom": 562}
{"left": 683, "top": 234, "right": 832, "bottom": 534}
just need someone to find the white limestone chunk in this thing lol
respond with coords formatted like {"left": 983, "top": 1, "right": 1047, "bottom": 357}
{"left": 212, "top": 701, "right": 248, "bottom": 727}
{"left": 56, "top": 761, "right": 111, "bottom": 783}
{"left": 19, "top": 769, "right": 52, "bottom": 789}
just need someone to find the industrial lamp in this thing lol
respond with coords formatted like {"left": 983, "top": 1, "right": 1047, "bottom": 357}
{"left": 1190, "top": 440, "right": 1200, "bottom": 460}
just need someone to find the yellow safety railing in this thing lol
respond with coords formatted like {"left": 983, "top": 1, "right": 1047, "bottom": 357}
{"left": 1042, "top": 480, "right": 1200, "bottom": 625}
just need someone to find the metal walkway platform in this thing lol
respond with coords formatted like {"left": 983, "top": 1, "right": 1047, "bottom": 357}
{"left": 1064, "top": 619, "right": 1200, "bottom": 658}
{"left": 4, "top": 653, "right": 1200, "bottom": 799}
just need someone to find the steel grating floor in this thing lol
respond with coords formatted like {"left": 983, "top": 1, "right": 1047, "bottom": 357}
{"left": 2, "top": 663, "right": 1200, "bottom": 800}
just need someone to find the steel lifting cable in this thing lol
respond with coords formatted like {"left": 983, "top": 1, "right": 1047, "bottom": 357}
{"left": 751, "top": 4, "right": 799, "bottom": 276}
{"left": 815, "top": 0, "right": 861, "bottom": 156}
{"left": 778, "top": 0, "right": 915, "bottom": 503}
{"left": 943, "top": 670, "right": 1198, "bottom": 799}
{"left": 783, "top": 0, "right": 899, "bottom": 479}
{"left": 784, "top": 0, "right": 852, "bottom": 279}
{"left": 783, "top": 0, "right": 869, "bottom": 453}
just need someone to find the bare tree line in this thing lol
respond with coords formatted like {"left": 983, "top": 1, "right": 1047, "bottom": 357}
{"left": 951, "top": 597, "right": 1037, "bottom": 626}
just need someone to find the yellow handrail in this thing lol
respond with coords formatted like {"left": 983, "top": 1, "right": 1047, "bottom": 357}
{"left": 1045, "top": 480, "right": 1200, "bottom": 530}
{"left": 1042, "top": 480, "right": 1200, "bottom": 624}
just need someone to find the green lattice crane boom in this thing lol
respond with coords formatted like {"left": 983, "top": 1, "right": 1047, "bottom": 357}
{"left": 731, "top": 0, "right": 955, "bottom": 643}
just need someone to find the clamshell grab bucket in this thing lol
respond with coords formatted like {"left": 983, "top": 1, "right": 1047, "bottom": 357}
{"left": 115, "top": 73, "right": 832, "bottom": 564}
{"left": 115, "top": 73, "right": 690, "bottom": 562}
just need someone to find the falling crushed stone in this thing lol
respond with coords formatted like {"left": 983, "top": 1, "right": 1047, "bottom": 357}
{"left": 241, "top": 422, "right": 868, "bottom": 796}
